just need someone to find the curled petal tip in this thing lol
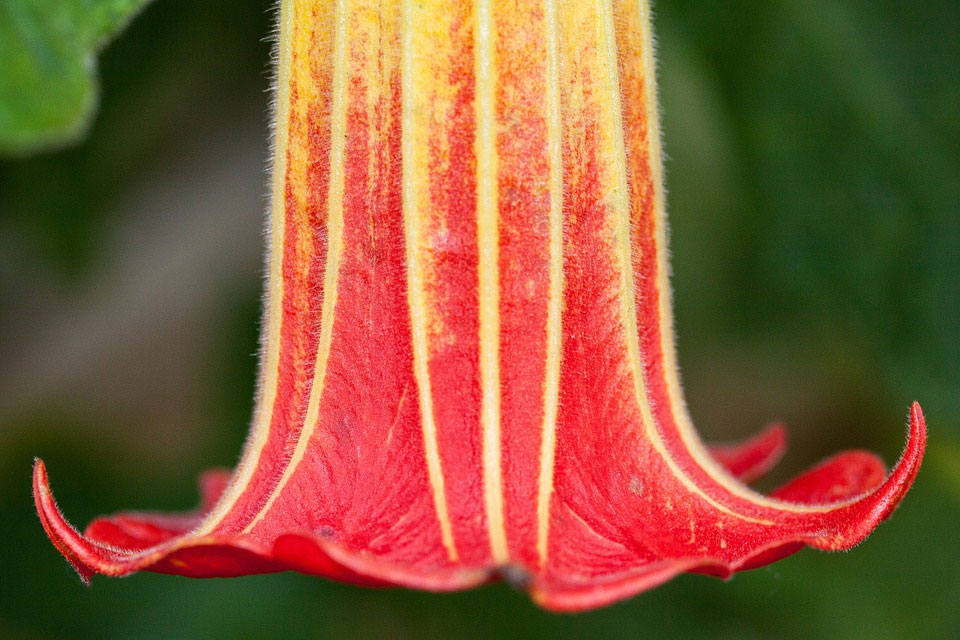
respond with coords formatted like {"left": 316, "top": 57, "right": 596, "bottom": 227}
{"left": 709, "top": 423, "right": 789, "bottom": 483}
{"left": 791, "top": 402, "right": 926, "bottom": 551}
{"left": 889, "top": 401, "right": 927, "bottom": 511}
{"left": 871, "top": 401, "right": 926, "bottom": 520}
{"left": 33, "top": 459, "right": 99, "bottom": 583}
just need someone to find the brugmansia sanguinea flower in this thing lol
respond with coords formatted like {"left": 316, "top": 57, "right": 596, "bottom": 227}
{"left": 34, "top": 0, "right": 925, "bottom": 611}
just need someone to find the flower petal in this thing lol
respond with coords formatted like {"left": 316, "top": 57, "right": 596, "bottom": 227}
{"left": 531, "top": 404, "right": 925, "bottom": 611}
{"left": 35, "top": 459, "right": 490, "bottom": 589}
{"left": 708, "top": 424, "right": 788, "bottom": 483}
{"left": 83, "top": 469, "right": 230, "bottom": 550}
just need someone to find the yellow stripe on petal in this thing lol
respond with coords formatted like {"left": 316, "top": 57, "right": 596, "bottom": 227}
{"left": 242, "top": 0, "right": 350, "bottom": 534}
{"left": 402, "top": 0, "right": 460, "bottom": 563}
{"left": 193, "top": 0, "right": 297, "bottom": 536}
{"left": 474, "top": 0, "right": 509, "bottom": 565}
{"left": 535, "top": 0, "right": 565, "bottom": 568}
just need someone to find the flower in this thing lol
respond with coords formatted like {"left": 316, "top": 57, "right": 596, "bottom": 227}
{"left": 34, "top": 0, "right": 925, "bottom": 611}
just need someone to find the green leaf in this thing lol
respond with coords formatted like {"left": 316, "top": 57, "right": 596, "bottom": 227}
{"left": 0, "top": 0, "right": 153, "bottom": 155}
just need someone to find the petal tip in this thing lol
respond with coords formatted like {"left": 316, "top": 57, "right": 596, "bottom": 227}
{"left": 709, "top": 422, "right": 789, "bottom": 483}
{"left": 803, "top": 401, "right": 926, "bottom": 551}
{"left": 886, "top": 400, "right": 927, "bottom": 510}
{"left": 33, "top": 459, "right": 97, "bottom": 583}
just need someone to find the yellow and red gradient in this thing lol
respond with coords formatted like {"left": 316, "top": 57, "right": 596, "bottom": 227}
{"left": 34, "top": 0, "right": 925, "bottom": 611}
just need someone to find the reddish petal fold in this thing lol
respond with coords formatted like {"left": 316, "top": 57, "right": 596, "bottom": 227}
{"left": 708, "top": 424, "right": 788, "bottom": 483}
{"left": 83, "top": 469, "right": 230, "bottom": 550}
{"left": 771, "top": 451, "right": 887, "bottom": 504}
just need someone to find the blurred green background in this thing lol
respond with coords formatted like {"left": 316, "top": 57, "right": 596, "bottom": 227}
{"left": 1, "top": 0, "right": 958, "bottom": 638}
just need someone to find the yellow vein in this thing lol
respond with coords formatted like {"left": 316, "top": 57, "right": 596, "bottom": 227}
{"left": 535, "top": 0, "right": 564, "bottom": 568}
{"left": 597, "top": 0, "right": 773, "bottom": 526}
{"left": 632, "top": 0, "right": 832, "bottom": 514}
{"left": 402, "top": 0, "right": 459, "bottom": 562}
{"left": 474, "top": 0, "right": 508, "bottom": 565}
{"left": 192, "top": 0, "right": 296, "bottom": 536}
{"left": 241, "top": 0, "right": 350, "bottom": 534}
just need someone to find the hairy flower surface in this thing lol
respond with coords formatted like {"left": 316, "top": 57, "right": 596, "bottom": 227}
{"left": 34, "top": 0, "right": 925, "bottom": 611}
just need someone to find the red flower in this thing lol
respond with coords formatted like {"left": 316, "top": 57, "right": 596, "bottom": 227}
{"left": 34, "top": 0, "right": 925, "bottom": 611}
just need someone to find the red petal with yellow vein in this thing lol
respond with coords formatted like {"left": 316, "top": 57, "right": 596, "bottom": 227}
{"left": 33, "top": 0, "right": 925, "bottom": 611}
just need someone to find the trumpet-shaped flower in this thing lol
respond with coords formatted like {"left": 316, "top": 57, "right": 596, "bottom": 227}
{"left": 34, "top": 0, "right": 925, "bottom": 611}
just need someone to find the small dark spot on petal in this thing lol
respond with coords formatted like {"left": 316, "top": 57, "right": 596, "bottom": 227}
{"left": 497, "top": 564, "right": 532, "bottom": 591}
{"left": 318, "top": 525, "right": 336, "bottom": 539}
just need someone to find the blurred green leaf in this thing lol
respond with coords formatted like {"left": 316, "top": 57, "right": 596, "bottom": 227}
{"left": 0, "top": 0, "right": 153, "bottom": 154}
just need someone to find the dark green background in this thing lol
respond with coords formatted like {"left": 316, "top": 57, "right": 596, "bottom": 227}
{"left": 1, "top": 0, "right": 958, "bottom": 638}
